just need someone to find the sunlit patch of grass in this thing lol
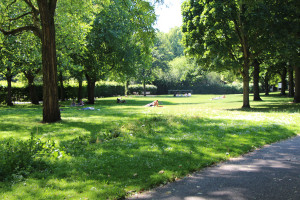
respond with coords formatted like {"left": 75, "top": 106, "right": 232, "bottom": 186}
{"left": 0, "top": 93, "right": 299, "bottom": 199}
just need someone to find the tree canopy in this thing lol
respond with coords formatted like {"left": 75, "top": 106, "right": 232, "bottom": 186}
{"left": 182, "top": 0, "right": 299, "bottom": 107}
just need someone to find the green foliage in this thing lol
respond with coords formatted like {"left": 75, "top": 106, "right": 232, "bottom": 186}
{"left": 0, "top": 135, "right": 64, "bottom": 181}
{"left": 61, "top": 129, "right": 121, "bottom": 156}
{"left": 85, "top": 0, "right": 157, "bottom": 83}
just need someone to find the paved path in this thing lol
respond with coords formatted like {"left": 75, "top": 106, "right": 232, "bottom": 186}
{"left": 128, "top": 136, "right": 300, "bottom": 200}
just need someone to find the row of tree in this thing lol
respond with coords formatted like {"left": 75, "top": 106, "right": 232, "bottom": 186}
{"left": 181, "top": 0, "right": 299, "bottom": 107}
{"left": 0, "top": 0, "right": 160, "bottom": 122}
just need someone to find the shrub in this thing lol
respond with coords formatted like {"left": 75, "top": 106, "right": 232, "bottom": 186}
{"left": 0, "top": 135, "right": 64, "bottom": 181}
{"left": 61, "top": 129, "right": 121, "bottom": 156}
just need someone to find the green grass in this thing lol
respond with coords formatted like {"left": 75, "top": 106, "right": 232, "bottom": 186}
{"left": 0, "top": 93, "right": 299, "bottom": 199}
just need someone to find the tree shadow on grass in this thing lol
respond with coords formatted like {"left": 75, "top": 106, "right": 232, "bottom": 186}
{"left": 1, "top": 114, "right": 296, "bottom": 199}
{"left": 128, "top": 136, "right": 300, "bottom": 200}
{"left": 228, "top": 102, "right": 300, "bottom": 113}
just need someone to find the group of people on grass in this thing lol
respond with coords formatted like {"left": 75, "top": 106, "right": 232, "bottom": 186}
{"left": 211, "top": 95, "right": 226, "bottom": 100}
{"left": 173, "top": 92, "right": 192, "bottom": 97}
{"left": 70, "top": 98, "right": 160, "bottom": 107}
{"left": 70, "top": 94, "right": 224, "bottom": 109}
{"left": 71, "top": 99, "right": 84, "bottom": 106}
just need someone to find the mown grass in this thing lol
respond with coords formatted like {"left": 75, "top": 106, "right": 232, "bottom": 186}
{"left": 0, "top": 93, "right": 299, "bottom": 199}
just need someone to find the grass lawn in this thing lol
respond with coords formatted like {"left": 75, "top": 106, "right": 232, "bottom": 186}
{"left": 0, "top": 93, "right": 299, "bottom": 199}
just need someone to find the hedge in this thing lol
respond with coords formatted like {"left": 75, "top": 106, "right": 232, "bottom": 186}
{"left": 0, "top": 83, "right": 158, "bottom": 104}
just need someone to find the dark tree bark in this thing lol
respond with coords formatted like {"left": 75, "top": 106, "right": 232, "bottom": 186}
{"left": 24, "top": 72, "right": 39, "bottom": 105}
{"left": 0, "top": 0, "right": 60, "bottom": 123}
{"left": 232, "top": 11, "right": 251, "bottom": 109}
{"left": 264, "top": 71, "right": 270, "bottom": 96}
{"left": 294, "top": 66, "right": 300, "bottom": 103}
{"left": 37, "top": 0, "right": 61, "bottom": 123}
{"left": 59, "top": 71, "right": 65, "bottom": 101}
{"left": 242, "top": 70, "right": 250, "bottom": 108}
{"left": 85, "top": 74, "right": 95, "bottom": 104}
{"left": 241, "top": 56, "right": 251, "bottom": 108}
{"left": 253, "top": 59, "right": 262, "bottom": 101}
{"left": 288, "top": 66, "right": 294, "bottom": 97}
{"left": 77, "top": 79, "right": 83, "bottom": 103}
{"left": 5, "top": 70, "right": 13, "bottom": 106}
{"left": 280, "top": 66, "right": 287, "bottom": 96}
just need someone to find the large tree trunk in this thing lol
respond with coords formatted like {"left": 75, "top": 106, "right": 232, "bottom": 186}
{"left": 253, "top": 59, "right": 262, "bottom": 101}
{"left": 86, "top": 74, "right": 95, "bottom": 104}
{"left": 25, "top": 72, "right": 39, "bottom": 105}
{"left": 5, "top": 73, "right": 13, "bottom": 106}
{"left": 288, "top": 66, "right": 294, "bottom": 97}
{"left": 294, "top": 66, "right": 300, "bottom": 103}
{"left": 37, "top": 1, "right": 61, "bottom": 123}
{"left": 280, "top": 66, "right": 287, "bottom": 96}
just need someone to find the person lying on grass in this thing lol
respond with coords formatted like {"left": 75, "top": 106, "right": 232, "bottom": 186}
{"left": 145, "top": 100, "right": 160, "bottom": 107}
{"left": 117, "top": 98, "right": 126, "bottom": 103}
{"left": 78, "top": 99, "right": 84, "bottom": 106}
{"left": 211, "top": 95, "right": 226, "bottom": 100}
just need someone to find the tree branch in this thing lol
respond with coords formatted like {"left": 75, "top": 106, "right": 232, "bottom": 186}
{"left": 23, "top": 0, "right": 38, "bottom": 13}
{"left": 6, "top": 0, "right": 17, "bottom": 10}
{"left": 0, "top": 25, "right": 41, "bottom": 38}
{"left": 9, "top": 11, "right": 34, "bottom": 21}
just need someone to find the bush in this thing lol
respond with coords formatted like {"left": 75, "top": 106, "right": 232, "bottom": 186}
{"left": 0, "top": 136, "right": 64, "bottom": 181}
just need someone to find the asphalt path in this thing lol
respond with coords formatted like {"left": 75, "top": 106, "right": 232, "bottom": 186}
{"left": 128, "top": 135, "right": 300, "bottom": 200}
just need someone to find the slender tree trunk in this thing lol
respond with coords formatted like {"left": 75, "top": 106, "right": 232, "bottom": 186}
{"left": 234, "top": 8, "right": 250, "bottom": 108}
{"left": 241, "top": 58, "right": 250, "bottom": 108}
{"left": 37, "top": 1, "right": 60, "bottom": 123}
{"left": 88, "top": 82, "right": 95, "bottom": 104}
{"left": 288, "top": 66, "right": 294, "bottom": 97}
{"left": 253, "top": 59, "right": 262, "bottom": 101}
{"left": 294, "top": 66, "right": 300, "bottom": 103}
{"left": 143, "top": 79, "right": 146, "bottom": 96}
{"left": 125, "top": 80, "right": 129, "bottom": 96}
{"left": 6, "top": 73, "right": 13, "bottom": 106}
{"left": 59, "top": 71, "right": 65, "bottom": 101}
{"left": 25, "top": 72, "right": 39, "bottom": 105}
{"left": 280, "top": 66, "right": 287, "bottom": 96}
{"left": 86, "top": 74, "right": 95, "bottom": 104}
{"left": 78, "top": 79, "right": 83, "bottom": 103}
{"left": 264, "top": 72, "right": 270, "bottom": 96}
